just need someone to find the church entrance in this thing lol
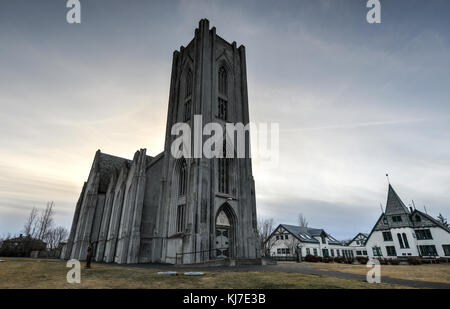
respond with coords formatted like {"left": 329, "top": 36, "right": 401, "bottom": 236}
{"left": 215, "top": 208, "right": 233, "bottom": 258}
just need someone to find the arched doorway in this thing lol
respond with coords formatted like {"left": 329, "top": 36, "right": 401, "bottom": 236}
{"left": 215, "top": 204, "right": 236, "bottom": 258}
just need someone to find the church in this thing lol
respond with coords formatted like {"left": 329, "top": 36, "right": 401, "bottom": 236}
{"left": 62, "top": 19, "right": 260, "bottom": 264}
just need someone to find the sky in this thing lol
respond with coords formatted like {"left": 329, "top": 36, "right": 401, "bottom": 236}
{"left": 0, "top": 0, "right": 449, "bottom": 240}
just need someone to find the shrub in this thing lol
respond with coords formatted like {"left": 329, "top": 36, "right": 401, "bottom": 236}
{"left": 305, "top": 254, "right": 322, "bottom": 262}
{"left": 356, "top": 257, "right": 369, "bottom": 264}
{"left": 407, "top": 257, "right": 422, "bottom": 265}
{"left": 388, "top": 259, "right": 400, "bottom": 265}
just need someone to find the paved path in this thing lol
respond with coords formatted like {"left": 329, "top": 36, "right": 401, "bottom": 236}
{"left": 128, "top": 262, "right": 450, "bottom": 289}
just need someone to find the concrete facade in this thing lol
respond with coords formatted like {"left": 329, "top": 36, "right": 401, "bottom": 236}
{"left": 63, "top": 19, "right": 260, "bottom": 264}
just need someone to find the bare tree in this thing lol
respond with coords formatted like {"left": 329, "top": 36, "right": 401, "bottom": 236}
{"left": 36, "top": 202, "right": 54, "bottom": 241}
{"left": 23, "top": 207, "right": 39, "bottom": 237}
{"left": 437, "top": 213, "right": 449, "bottom": 228}
{"left": 257, "top": 217, "right": 275, "bottom": 256}
{"left": 47, "top": 226, "right": 69, "bottom": 250}
{"left": 297, "top": 213, "right": 308, "bottom": 228}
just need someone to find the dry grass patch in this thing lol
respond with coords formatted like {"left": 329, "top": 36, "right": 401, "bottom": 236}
{"left": 306, "top": 262, "right": 450, "bottom": 284}
{"left": 0, "top": 257, "right": 410, "bottom": 289}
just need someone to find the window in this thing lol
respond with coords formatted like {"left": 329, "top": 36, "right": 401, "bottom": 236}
{"left": 277, "top": 249, "right": 281, "bottom": 254}
{"left": 402, "top": 233, "right": 410, "bottom": 248}
{"left": 418, "top": 245, "right": 437, "bottom": 257}
{"left": 382, "top": 231, "right": 393, "bottom": 241}
{"left": 176, "top": 204, "right": 186, "bottom": 233}
{"left": 383, "top": 217, "right": 388, "bottom": 225}
{"left": 184, "top": 70, "right": 193, "bottom": 121}
{"left": 313, "top": 248, "right": 318, "bottom": 256}
{"left": 386, "top": 246, "right": 397, "bottom": 256}
{"left": 276, "top": 235, "right": 280, "bottom": 240}
{"left": 415, "top": 215, "right": 421, "bottom": 222}
{"left": 218, "top": 140, "right": 229, "bottom": 194}
{"left": 442, "top": 245, "right": 450, "bottom": 256}
{"left": 356, "top": 251, "right": 362, "bottom": 255}
{"left": 397, "top": 233, "right": 405, "bottom": 248}
{"left": 392, "top": 215, "right": 402, "bottom": 222}
{"left": 306, "top": 248, "right": 311, "bottom": 255}
{"left": 415, "top": 229, "right": 432, "bottom": 240}
{"left": 336, "top": 249, "right": 340, "bottom": 256}
{"left": 178, "top": 159, "right": 187, "bottom": 196}
{"left": 217, "top": 66, "right": 228, "bottom": 120}
{"left": 331, "top": 249, "right": 335, "bottom": 257}
{"left": 363, "top": 250, "right": 367, "bottom": 255}
{"left": 321, "top": 235, "right": 326, "bottom": 244}
{"left": 322, "top": 249, "right": 329, "bottom": 257}
{"left": 286, "top": 248, "right": 290, "bottom": 254}
{"left": 372, "top": 246, "right": 382, "bottom": 257}
{"left": 285, "top": 234, "right": 289, "bottom": 240}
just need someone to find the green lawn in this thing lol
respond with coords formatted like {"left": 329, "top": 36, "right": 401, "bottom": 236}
{"left": 0, "top": 257, "right": 410, "bottom": 289}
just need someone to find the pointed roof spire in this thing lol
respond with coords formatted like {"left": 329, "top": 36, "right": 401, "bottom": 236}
{"left": 385, "top": 184, "right": 410, "bottom": 215}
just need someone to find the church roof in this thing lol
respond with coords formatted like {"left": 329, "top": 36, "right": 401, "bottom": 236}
{"left": 385, "top": 184, "right": 410, "bottom": 215}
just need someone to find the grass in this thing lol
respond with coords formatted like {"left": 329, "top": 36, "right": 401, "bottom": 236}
{"left": 0, "top": 257, "right": 410, "bottom": 289}
{"left": 304, "top": 262, "right": 450, "bottom": 284}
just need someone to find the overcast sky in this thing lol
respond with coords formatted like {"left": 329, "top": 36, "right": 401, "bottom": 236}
{"left": 0, "top": 0, "right": 449, "bottom": 240}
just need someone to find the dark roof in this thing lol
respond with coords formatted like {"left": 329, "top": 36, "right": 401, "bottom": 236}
{"left": 413, "top": 209, "right": 450, "bottom": 233}
{"left": 279, "top": 224, "right": 341, "bottom": 245}
{"left": 349, "top": 232, "right": 369, "bottom": 245}
{"left": 385, "top": 184, "right": 410, "bottom": 215}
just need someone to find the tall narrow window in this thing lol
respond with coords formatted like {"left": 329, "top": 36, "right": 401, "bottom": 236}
{"left": 402, "top": 233, "right": 409, "bottom": 248}
{"left": 184, "top": 70, "right": 192, "bottom": 121}
{"left": 397, "top": 233, "right": 405, "bottom": 248}
{"left": 217, "top": 66, "right": 228, "bottom": 120}
{"left": 178, "top": 159, "right": 187, "bottom": 196}
{"left": 176, "top": 204, "right": 186, "bottom": 233}
{"left": 218, "top": 140, "right": 229, "bottom": 193}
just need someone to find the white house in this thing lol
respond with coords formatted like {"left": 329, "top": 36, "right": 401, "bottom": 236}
{"left": 265, "top": 224, "right": 355, "bottom": 260}
{"left": 366, "top": 184, "right": 450, "bottom": 259}
{"left": 347, "top": 233, "right": 368, "bottom": 257}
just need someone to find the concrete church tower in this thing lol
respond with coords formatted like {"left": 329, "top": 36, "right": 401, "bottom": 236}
{"left": 63, "top": 19, "right": 259, "bottom": 264}
{"left": 157, "top": 19, "right": 259, "bottom": 263}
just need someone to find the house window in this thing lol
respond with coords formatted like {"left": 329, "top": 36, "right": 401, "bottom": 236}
{"left": 442, "top": 245, "right": 450, "bottom": 256}
{"left": 306, "top": 248, "right": 311, "bottom": 255}
{"left": 217, "top": 66, "right": 228, "bottom": 120}
{"left": 383, "top": 217, "right": 388, "bottom": 225}
{"left": 277, "top": 249, "right": 281, "bottom": 254}
{"left": 397, "top": 233, "right": 405, "bottom": 248}
{"left": 386, "top": 246, "right": 397, "bottom": 256}
{"left": 392, "top": 215, "right": 402, "bottom": 223}
{"left": 285, "top": 234, "right": 289, "bottom": 240}
{"left": 184, "top": 70, "right": 193, "bottom": 121}
{"left": 218, "top": 141, "right": 229, "bottom": 194}
{"left": 330, "top": 249, "right": 335, "bottom": 257}
{"left": 415, "top": 229, "right": 432, "bottom": 240}
{"left": 356, "top": 251, "right": 362, "bottom": 255}
{"left": 363, "top": 250, "right": 367, "bottom": 255}
{"left": 336, "top": 249, "right": 340, "bottom": 256}
{"left": 402, "top": 233, "right": 410, "bottom": 248}
{"left": 176, "top": 204, "right": 186, "bottom": 233}
{"left": 286, "top": 248, "right": 290, "bottom": 254}
{"left": 372, "top": 246, "right": 382, "bottom": 257}
{"left": 276, "top": 235, "right": 280, "bottom": 240}
{"left": 313, "top": 248, "right": 318, "bottom": 256}
{"left": 382, "top": 231, "right": 393, "bottom": 241}
{"left": 322, "top": 249, "right": 329, "bottom": 257}
{"left": 178, "top": 159, "right": 187, "bottom": 196}
{"left": 415, "top": 215, "right": 421, "bottom": 222}
{"left": 418, "top": 245, "right": 437, "bottom": 257}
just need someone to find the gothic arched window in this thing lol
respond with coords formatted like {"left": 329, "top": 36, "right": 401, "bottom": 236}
{"left": 218, "top": 140, "right": 229, "bottom": 194}
{"left": 217, "top": 66, "right": 228, "bottom": 120}
{"left": 178, "top": 158, "right": 187, "bottom": 196}
{"left": 184, "top": 70, "right": 192, "bottom": 121}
